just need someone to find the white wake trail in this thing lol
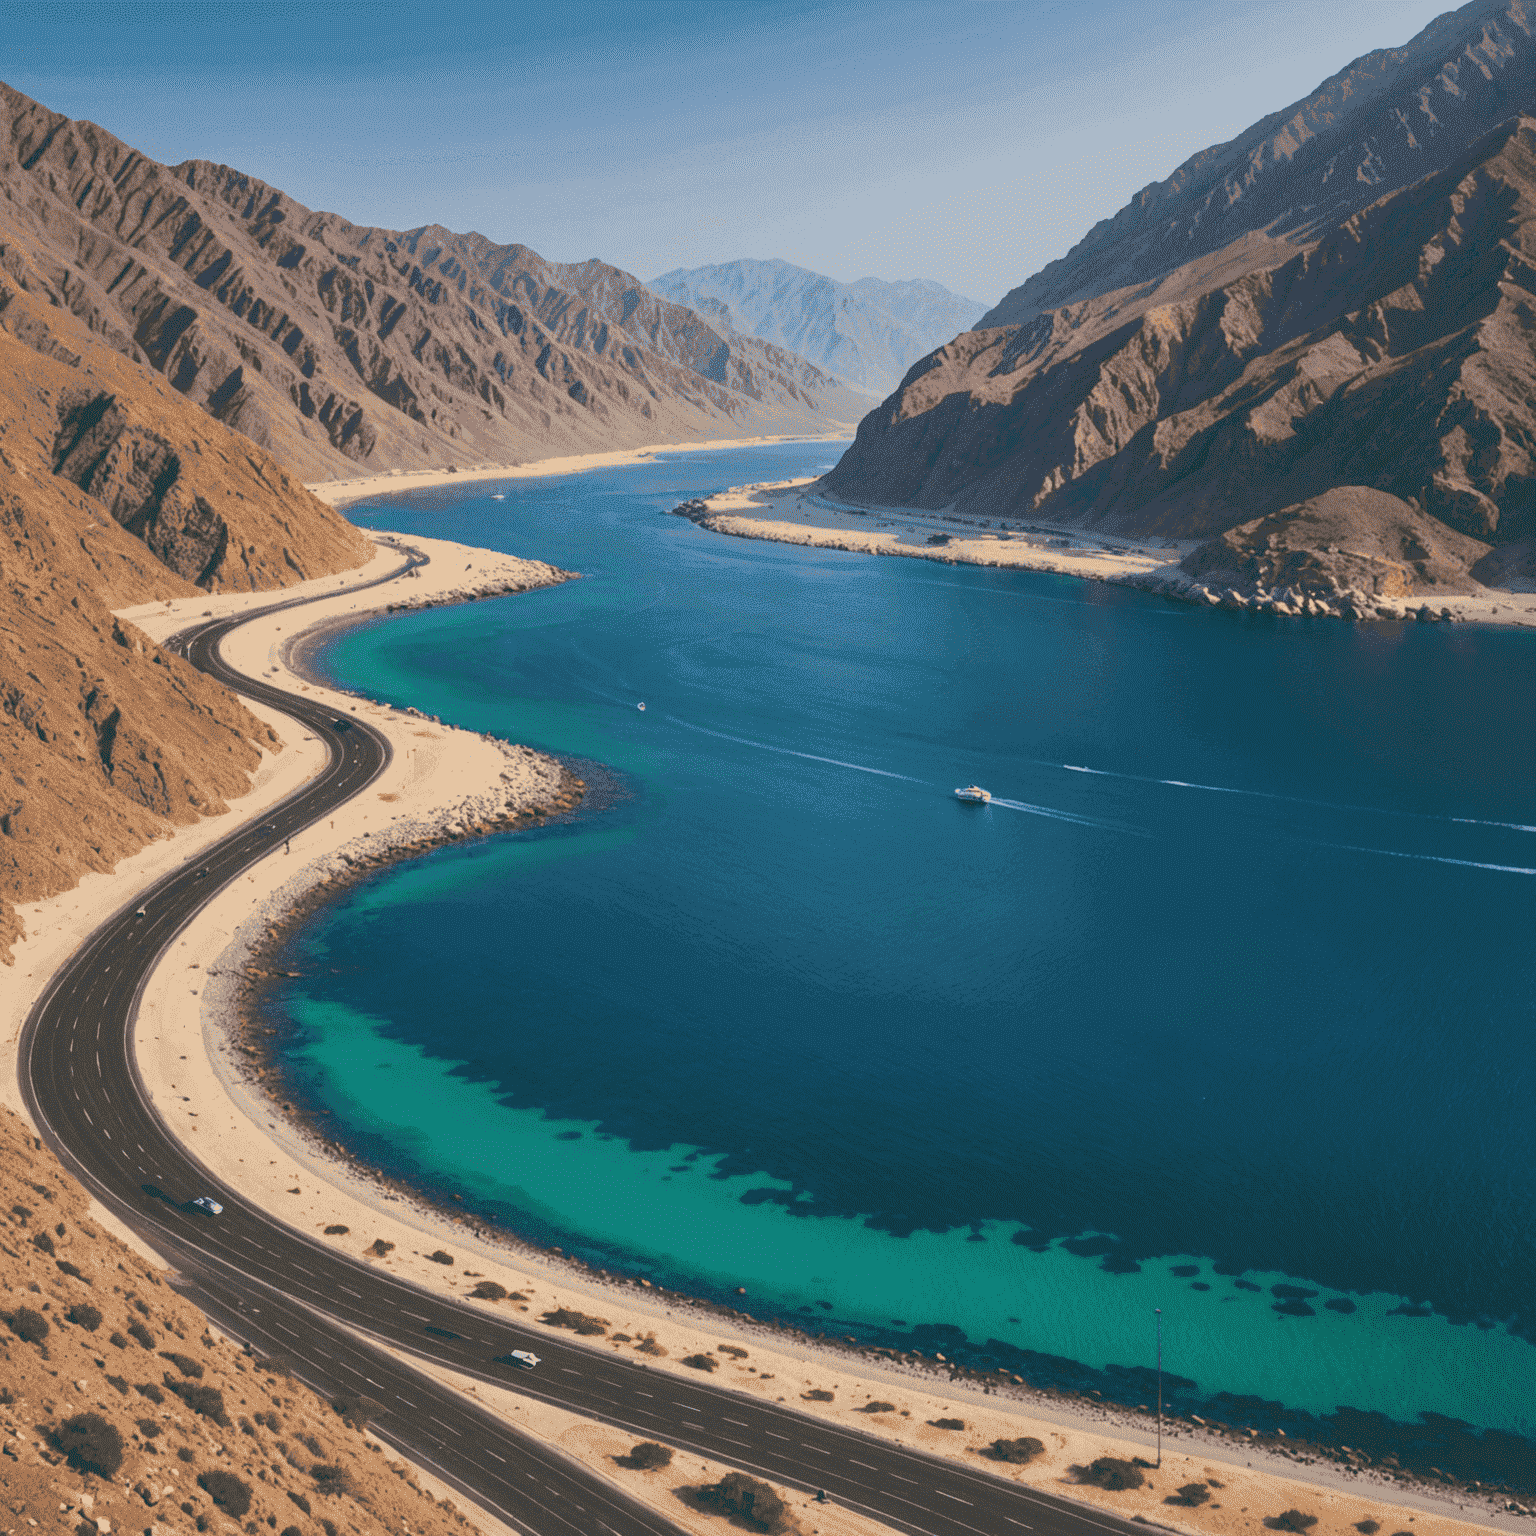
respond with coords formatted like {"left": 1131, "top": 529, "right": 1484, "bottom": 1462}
{"left": 667, "top": 716, "right": 930, "bottom": 783}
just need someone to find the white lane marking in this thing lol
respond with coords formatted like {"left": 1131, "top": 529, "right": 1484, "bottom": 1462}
{"left": 849, "top": 1459, "right": 878, "bottom": 1469}
{"left": 485, "top": 1450, "right": 505, "bottom": 1462}
{"left": 1005, "top": 1519, "right": 1033, "bottom": 1529}
{"left": 724, "top": 1417, "right": 748, "bottom": 1426}
{"left": 428, "top": 1416, "right": 459, "bottom": 1435}
{"left": 936, "top": 1489, "right": 973, "bottom": 1504}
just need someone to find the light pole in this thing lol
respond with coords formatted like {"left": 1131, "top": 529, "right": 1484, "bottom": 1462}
{"left": 1155, "top": 1307, "right": 1163, "bottom": 1469}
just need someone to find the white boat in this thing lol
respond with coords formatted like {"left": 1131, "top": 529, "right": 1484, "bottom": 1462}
{"left": 490, "top": 493, "right": 505, "bottom": 500}
{"left": 637, "top": 702, "right": 646, "bottom": 711}
{"left": 954, "top": 785, "right": 991, "bottom": 803}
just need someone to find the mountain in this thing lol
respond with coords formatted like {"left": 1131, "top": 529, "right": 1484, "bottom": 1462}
{"left": 824, "top": 0, "right": 1536, "bottom": 602}
{"left": 982, "top": 0, "right": 1534, "bottom": 328}
{"left": 648, "top": 259, "right": 987, "bottom": 396}
{"left": 0, "top": 86, "right": 867, "bottom": 481}
{"left": 0, "top": 273, "right": 371, "bottom": 957}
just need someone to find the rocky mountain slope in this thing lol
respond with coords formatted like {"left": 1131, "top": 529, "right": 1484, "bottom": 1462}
{"left": 824, "top": 6, "right": 1535, "bottom": 610}
{"left": 649, "top": 259, "right": 986, "bottom": 396}
{"left": 0, "top": 279, "right": 371, "bottom": 959}
{"left": 982, "top": 0, "right": 1533, "bottom": 328}
{"left": 0, "top": 1106, "right": 484, "bottom": 1536}
{"left": 0, "top": 85, "right": 865, "bottom": 482}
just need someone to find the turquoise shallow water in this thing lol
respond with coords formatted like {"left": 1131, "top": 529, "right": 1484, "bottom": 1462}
{"left": 265, "top": 443, "right": 1536, "bottom": 1448}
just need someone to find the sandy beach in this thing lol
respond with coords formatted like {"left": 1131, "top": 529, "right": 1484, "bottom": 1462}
{"left": 1, "top": 504, "right": 1525, "bottom": 1536}
{"left": 306, "top": 434, "right": 854, "bottom": 511}
{"left": 674, "top": 481, "right": 1536, "bottom": 628}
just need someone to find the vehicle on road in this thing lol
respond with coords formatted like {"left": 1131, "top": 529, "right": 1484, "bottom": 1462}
{"left": 332, "top": 718, "right": 353, "bottom": 732}
{"left": 189, "top": 1196, "right": 223, "bottom": 1216}
{"left": 135, "top": 907, "right": 147, "bottom": 917}
{"left": 499, "top": 1350, "right": 540, "bottom": 1370}
{"left": 195, "top": 868, "right": 210, "bottom": 878}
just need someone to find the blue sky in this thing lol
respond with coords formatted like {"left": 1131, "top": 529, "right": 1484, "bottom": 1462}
{"left": 8, "top": 0, "right": 1454, "bottom": 303}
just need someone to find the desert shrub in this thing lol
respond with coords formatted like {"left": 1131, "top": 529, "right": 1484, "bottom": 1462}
{"left": 162, "top": 1350, "right": 204, "bottom": 1378}
{"left": 178, "top": 1445, "right": 196, "bottom": 1463}
{"left": 699, "top": 1472, "right": 788, "bottom": 1532}
{"left": 540, "top": 1307, "right": 609, "bottom": 1336}
{"left": 801, "top": 1388, "right": 834, "bottom": 1402}
{"left": 310, "top": 1464, "right": 350, "bottom": 1493}
{"left": 1355, "top": 1524, "right": 1380, "bottom": 1534}
{"left": 281, "top": 1526, "right": 303, "bottom": 1536}
{"left": 136, "top": 1382, "right": 165, "bottom": 1403}
{"left": 298, "top": 1433, "right": 324, "bottom": 1457}
{"left": 199, "top": 1470, "right": 253, "bottom": 1517}
{"left": 323, "top": 1225, "right": 349, "bottom": 1235}
{"left": 469, "top": 1281, "right": 507, "bottom": 1300}
{"left": 4, "top": 1306, "right": 49, "bottom": 1343}
{"left": 195, "top": 1517, "right": 209, "bottom": 1532}
{"left": 109, "top": 1331, "right": 129, "bottom": 1349}
{"left": 11, "top": 1203, "right": 31, "bottom": 1221}
{"left": 128, "top": 1320, "right": 156, "bottom": 1349}
{"left": 681, "top": 1353, "right": 717, "bottom": 1372}
{"left": 634, "top": 1334, "right": 666, "bottom": 1356}
{"left": 369, "top": 1239, "right": 394, "bottom": 1257}
{"left": 320, "top": 1519, "right": 338, "bottom": 1536}
{"left": 331, "top": 1394, "right": 384, "bottom": 1427}
{"left": 53, "top": 1412, "right": 125, "bottom": 1476}
{"left": 0, "top": 1388, "right": 13, "bottom": 1405}
{"left": 509, "top": 1292, "right": 528, "bottom": 1302}
{"left": 105, "top": 1375, "right": 129, "bottom": 1395}
{"left": 427, "top": 1250, "right": 454, "bottom": 1265}
{"left": 616, "top": 1441, "right": 674, "bottom": 1470}
{"left": 56, "top": 1260, "right": 87, "bottom": 1281}
{"left": 287, "top": 1493, "right": 311, "bottom": 1515}
{"left": 133, "top": 1298, "right": 151, "bottom": 1316}
{"left": 137, "top": 1418, "right": 162, "bottom": 1437}
{"left": 168, "top": 1379, "right": 227, "bottom": 1423}
{"left": 67, "top": 1303, "right": 103, "bottom": 1331}
{"left": 31, "top": 1230, "right": 55, "bottom": 1255}
{"left": 718, "top": 1345, "right": 748, "bottom": 1359}
{"left": 1074, "top": 1457, "right": 1144, "bottom": 1490}
{"left": 1168, "top": 1484, "right": 1212, "bottom": 1506}
{"left": 1266, "top": 1513, "right": 1318, "bottom": 1533}
{"left": 928, "top": 1418, "right": 965, "bottom": 1430}
{"left": 985, "top": 1436, "right": 1045, "bottom": 1464}
{"left": 855, "top": 1401, "right": 896, "bottom": 1414}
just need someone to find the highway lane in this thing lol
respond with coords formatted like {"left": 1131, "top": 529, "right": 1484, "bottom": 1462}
{"left": 22, "top": 555, "right": 1153, "bottom": 1536}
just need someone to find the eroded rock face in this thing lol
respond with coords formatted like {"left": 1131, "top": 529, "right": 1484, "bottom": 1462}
{"left": 826, "top": 113, "right": 1536, "bottom": 571}
{"left": 0, "top": 87, "right": 865, "bottom": 479}
{"left": 52, "top": 389, "right": 232, "bottom": 585}
{"left": 1179, "top": 488, "right": 1493, "bottom": 602}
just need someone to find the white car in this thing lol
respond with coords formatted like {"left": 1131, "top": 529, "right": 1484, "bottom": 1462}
{"left": 503, "top": 1350, "right": 540, "bottom": 1370}
{"left": 190, "top": 1196, "right": 224, "bottom": 1216}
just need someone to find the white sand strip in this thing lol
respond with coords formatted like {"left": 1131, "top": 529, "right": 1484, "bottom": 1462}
{"left": 675, "top": 481, "right": 1536, "bottom": 629}
{"left": 306, "top": 434, "right": 854, "bottom": 510}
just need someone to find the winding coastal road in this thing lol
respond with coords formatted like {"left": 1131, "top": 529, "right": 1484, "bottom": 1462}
{"left": 21, "top": 553, "right": 1149, "bottom": 1536}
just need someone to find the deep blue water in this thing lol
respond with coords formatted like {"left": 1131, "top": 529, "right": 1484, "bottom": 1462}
{"left": 267, "top": 443, "right": 1536, "bottom": 1440}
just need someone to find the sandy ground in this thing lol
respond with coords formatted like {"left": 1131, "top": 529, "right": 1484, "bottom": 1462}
{"left": 678, "top": 481, "right": 1536, "bottom": 628}
{"left": 1, "top": 519, "right": 1523, "bottom": 1536}
{"left": 677, "top": 479, "right": 1190, "bottom": 580}
{"left": 306, "top": 435, "right": 854, "bottom": 510}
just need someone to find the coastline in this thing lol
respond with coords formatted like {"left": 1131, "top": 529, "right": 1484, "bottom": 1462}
{"left": 671, "top": 481, "right": 1536, "bottom": 629}
{"left": 306, "top": 433, "right": 854, "bottom": 511}
{"left": 2, "top": 507, "right": 1526, "bottom": 1534}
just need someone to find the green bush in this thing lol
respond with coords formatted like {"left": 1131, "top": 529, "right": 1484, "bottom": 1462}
{"left": 427, "top": 1250, "right": 454, "bottom": 1265}
{"left": 31, "top": 1230, "right": 55, "bottom": 1255}
{"left": 1168, "top": 1484, "right": 1212, "bottom": 1506}
{"left": 369, "top": 1239, "right": 394, "bottom": 1257}
{"left": 53, "top": 1412, "right": 124, "bottom": 1476}
{"left": 855, "top": 1401, "right": 896, "bottom": 1414}
{"left": 681, "top": 1353, "right": 717, "bottom": 1372}
{"left": 1073, "top": 1457, "right": 1145, "bottom": 1490}
{"left": 128, "top": 1320, "right": 156, "bottom": 1349}
{"left": 105, "top": 1375, "right": 128, "bottom": 1396}
{"left": 1355, "top": 1523, "right": 1380, "bottom": 1535}
{"left": 323, "top": 1225, "right": 349, "bottom": 1235}
{"left": 928, "top": 1417, "right": 965, "bottom": 1430}
{"left": 287, "top": 1493, "right": 311, "bottom": 1515}
{"left": 161, "top": 1350, "right": 204, "bottom": 1378}
{"left": 617, "top": 1442, "right": 673, "bottom": 1470}
{"left": 985, "top": 1436, "right": 1045, "bottom": 1465}
{"left": 56, "top": 1260, "right": 87, "bottom": 1282}
{"left": 67, "top": 1303, "right": 103, "bottom": 1331}
{"left": 310, "top": 1464, "right": 350, "bottom": 1494}
{"left": 4, "top": 1306, "right": 49, "bottom": 1343}
{"left": 109, "top": 1331, "right": 129, "bottom": 1349}
{"left": 700, "top": 1472, "right": 788, "bottom": 1532}
{"left": 177, "top": 1446, "right": 195, "bottom": 1463}
{"left": 136, "top": 1382, "right": 165, "bottom": 1403}
{"left": 469, "top": 1281, "right": 507, "bottom": 1300}
{"left": 1266, "top": 1513, "right": 1319, "bottom": 1532}
{"left": 198, "top": 1470, "right": 253, "bottom": 1517}
{"left": 137, "top": 1418, "right": 162, "bottom": 1438}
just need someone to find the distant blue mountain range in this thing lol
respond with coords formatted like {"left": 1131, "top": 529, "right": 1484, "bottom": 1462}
{"left": 649, "top": 259, "right": 987, "bottom": 398}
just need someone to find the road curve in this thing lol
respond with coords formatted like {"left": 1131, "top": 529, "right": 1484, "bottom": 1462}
{"left": 22, "top": 552, "right": 1151, "bottom": 1536}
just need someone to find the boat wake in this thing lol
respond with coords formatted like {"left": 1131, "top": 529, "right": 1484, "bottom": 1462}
{"left": 667, "top": 716, "right": 929, "bottom": 782}
{"left": 1059, "top": 764, "right": 1535, "bottom": 834}
{"left": 1316, "top": 842, "right": 1536, "bottom": 876}
{"left": 990, "top": 797, "right": 1150, "bottom": 837}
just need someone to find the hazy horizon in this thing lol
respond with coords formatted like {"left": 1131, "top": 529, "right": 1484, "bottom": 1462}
{"left": 7, "top": 0, "right": 1459, "bottom": 304}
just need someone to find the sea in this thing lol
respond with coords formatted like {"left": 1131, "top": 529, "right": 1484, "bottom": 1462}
{"left": 260, "top": 442, "right": 1536, "bottom": 1454}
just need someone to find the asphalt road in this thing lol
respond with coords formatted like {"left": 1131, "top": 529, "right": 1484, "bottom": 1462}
{"left": 22, "top": 555, "right": 1151, "bottom": 1536}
